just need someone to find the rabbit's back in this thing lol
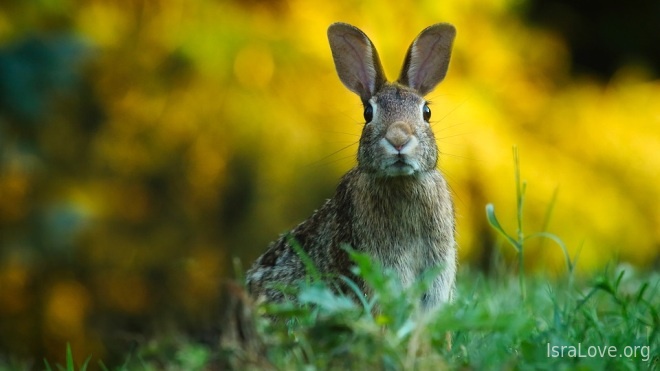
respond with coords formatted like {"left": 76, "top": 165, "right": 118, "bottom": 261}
{"left": 246, "top": 177, "right": 354, "bottom": 302}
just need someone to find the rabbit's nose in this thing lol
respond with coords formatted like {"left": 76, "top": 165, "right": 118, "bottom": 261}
{"left": 385, "top": 121, "right": 413, "bottom": 151}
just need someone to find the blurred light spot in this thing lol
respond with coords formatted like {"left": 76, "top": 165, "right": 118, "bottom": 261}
{"left": 44, "top": 281, "right": 90, "bottom": 339}
{"left": 43, "top": 201, "right": 92, "bottom": 253}
{"left": 0, "top": 172, "right": 30, "bottom": 221}
{"left": 0, "top": 13, "right": 9, "bottom": 39}
{"left": 78, "top": 3, "right": 128, "bottom": 47}
{"left": 187, "top": 137, "right": 227, "bottom": 205}
{"left": 233, "top": 44, "right": 274, "bottom": 89}
{"left": 0, "top": 255, "right": 30, "bottom": 314}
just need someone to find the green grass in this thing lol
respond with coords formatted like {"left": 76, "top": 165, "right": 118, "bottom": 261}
{"left": 36, "top": 258, "right": 659, "bottom": 370}
{"left": 43, "top": 343, "right": 91, "bottom": 371}
{"left": 96, "top": 257, "right": 655, "bottom": 371}
{"left": 37, "top": 149, "right": 660, "bottom": 370}
{"left": 249, "top": 254, "right": 657, "bottom": 370}
{"left": 486, "top": 146, "right": 576, "bottom": 301}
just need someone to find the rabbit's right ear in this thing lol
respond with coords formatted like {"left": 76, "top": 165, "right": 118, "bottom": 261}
{"left": 327, "top": 23, "right": 387, "bottom": 102}
{"left": 398, "top": 23, "right": 455, "bottom": 96}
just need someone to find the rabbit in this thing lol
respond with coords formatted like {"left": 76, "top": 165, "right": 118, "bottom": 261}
{"left": 246, "top": 22, "right": 457, "bottom": 311}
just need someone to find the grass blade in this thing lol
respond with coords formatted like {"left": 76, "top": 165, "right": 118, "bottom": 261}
{"left": 485, "top": 203, "right": 519, "bottom": 251}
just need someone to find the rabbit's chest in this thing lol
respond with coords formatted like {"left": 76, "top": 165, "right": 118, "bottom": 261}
{"left": 375, "top": 234, "right": 430, "bottom": 287}
{"left": 354, "top": 202, "right": 450, "bottom": 286}
{"left": 349, "top": 172, "right": 455, "bottom": 286}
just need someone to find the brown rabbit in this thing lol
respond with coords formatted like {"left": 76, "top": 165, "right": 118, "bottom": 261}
{"left": 246, "top": 22, "right": 457, "bottom": 310}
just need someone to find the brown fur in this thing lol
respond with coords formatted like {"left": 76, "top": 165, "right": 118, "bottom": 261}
{"left": 246, "top": 23, "right": 457, "bottom": 310}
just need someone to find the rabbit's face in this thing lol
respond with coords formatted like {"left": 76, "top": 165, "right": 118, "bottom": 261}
{"left": 358, "top": 84, "right": 438, "bottom": 177}
{"left": 327, "top": 22, "right": 454, "bottom": 177}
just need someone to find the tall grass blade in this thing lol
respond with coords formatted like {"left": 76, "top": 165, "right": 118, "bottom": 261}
{"left": 485, "top": 204, "right": 519, "bottom": 251}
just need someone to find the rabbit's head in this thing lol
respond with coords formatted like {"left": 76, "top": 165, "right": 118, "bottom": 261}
{"left": 328, "top": 23, "right": 455, "bottom": 177}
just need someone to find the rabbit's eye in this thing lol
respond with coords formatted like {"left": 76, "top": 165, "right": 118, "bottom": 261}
{"left": 423, "top": 104, "right": 431, "bottom": 122}
{"left": 364, "top": 105, "right": 373, "bottom": 123}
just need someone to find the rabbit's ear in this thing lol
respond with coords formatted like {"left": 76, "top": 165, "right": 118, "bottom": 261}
{"left": 398, "top": 23, "right": 455, "bottom": 95}
{"left": 328, "top": 23, "right": 387, "bottom": 102}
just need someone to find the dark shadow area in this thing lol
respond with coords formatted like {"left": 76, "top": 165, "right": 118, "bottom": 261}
{"left": 520, "top": 0, "right": 660, "bottom": 79}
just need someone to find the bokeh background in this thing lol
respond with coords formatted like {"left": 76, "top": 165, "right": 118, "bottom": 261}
{"left": 0, "top": 0, "right": 658, "bottom": 366}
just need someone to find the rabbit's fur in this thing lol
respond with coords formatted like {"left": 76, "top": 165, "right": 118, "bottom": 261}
{"left": 246, "top": 22, "right": 457, "bottom": 310}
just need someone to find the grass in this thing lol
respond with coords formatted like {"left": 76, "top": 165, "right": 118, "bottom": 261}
{"left": 249, "top": 254, "right": 657, "bottom": 370}
{"left": 43, "top": 344, "right": 90, "bottom": 371}
{"left": 29, "top": 261, "right": 660, "bottom": 370}
{"left": 33, "top": 150, "right": 660, "bottom": 369}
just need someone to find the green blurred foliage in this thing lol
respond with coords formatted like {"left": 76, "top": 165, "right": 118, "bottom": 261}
{"left": 0, "top": 0, "right": 658, "bottom": 366}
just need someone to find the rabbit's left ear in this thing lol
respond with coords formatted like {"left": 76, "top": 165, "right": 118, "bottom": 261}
{"left": 328, "top": 23, "right": 387, "bottom": 102}
{"left": 398, "top": 24, "right": 455, "bottom": 95}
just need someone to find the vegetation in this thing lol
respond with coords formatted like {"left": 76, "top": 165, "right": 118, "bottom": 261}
{"left": 37, "top": 256, "right": 659, "bottom": 370}
{"left": 255, "top": 258, "right": 658, "bottom": 370}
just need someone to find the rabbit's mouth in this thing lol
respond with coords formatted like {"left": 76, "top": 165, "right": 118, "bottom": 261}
{"left": 383, "top": 158, "right": 417, "bottom": 176}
